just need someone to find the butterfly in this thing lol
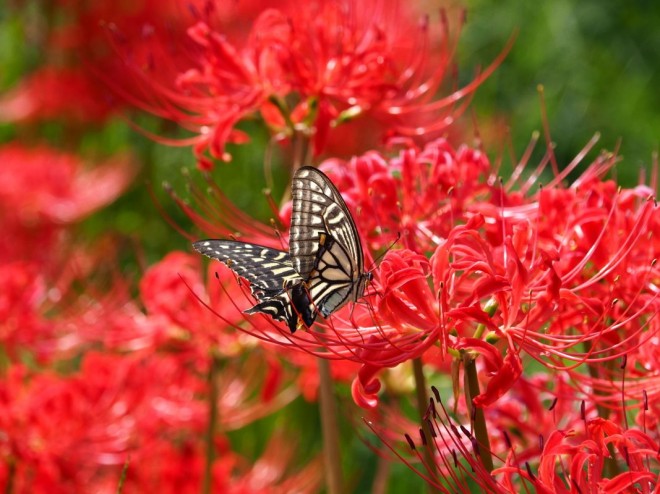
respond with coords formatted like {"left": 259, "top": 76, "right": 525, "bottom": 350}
{"left": 193, "top": 166, "right": 371, "bottom": 333}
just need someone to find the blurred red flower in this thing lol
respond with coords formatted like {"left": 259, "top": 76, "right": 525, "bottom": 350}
{"left": 0, "top": 350, "right": 316, "bottom": 493}
{"left": 0, "top": 143, "right": 134, "bottom": 267}
{"left": 112, "top": 0, "right": 504, "bottom": 168}
{"left": 0, "top": 0, "right": 202, "bottom": 125}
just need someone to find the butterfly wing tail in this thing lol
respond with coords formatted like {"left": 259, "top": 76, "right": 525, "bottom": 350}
{"left": 245, "top": 284, "right": 317, "bottom": 333}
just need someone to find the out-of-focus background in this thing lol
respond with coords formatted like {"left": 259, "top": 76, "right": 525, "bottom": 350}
{"left": 1, "top": 0, "right": 658, "bottom": 262}
{"left": 460, "top": 0, "right": 660, "bottom": 179}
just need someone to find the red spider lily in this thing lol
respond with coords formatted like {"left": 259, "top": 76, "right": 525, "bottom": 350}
{"left": 176, "top": 135, "right": 657, "bottom": 412}
{"left": 0, "top": 351, "right": 317, "bottom": 493}
{"left": 370, "top": 384, "right": 660, "bottom": 493}
{"left": 146, "top": 251, "right": 367, "bottom": 402}
{"left": 139, "top": 251, "right": 241, "bottom": 354}
{"left": 0, "top": 67, "right": 115, "bottom": 124}
{"left": 496, "top": 418, "right": 660, "bottom": 493}
{"left": 0, "top": 143, "right": 135, "bottom": 268}
{"left": 0, "top": 353, "right": 199, "bottom": 492}
{"left": 0, "top": 262, "right": 54, "bottom": 362}
{"left": 0, "top": 143, "right": 135, "bottom": 361}
{"left": 0, "top": 247, "right": 148, "bottom": 363}
{"left": 139, "top": 251, "right": 282, "bottom": 357}
{"left": 323, "top": 138, "right": 492, "bottom": 253}
{"left": 318, "top": 138, "right": 659, "bottom": 409}
{"left": 138, "top": 252, "right": 301, "bottom": 423}
{"left": 362, "top": 372, "right": 580, "bottom": 468}
{"left": 111, "top": 0, "right": 506, "bottom": 168}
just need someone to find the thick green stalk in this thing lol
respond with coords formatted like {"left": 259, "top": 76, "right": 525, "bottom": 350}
{"left": 115, "top": 457, "right": 129, "bottom": 494}
{"left": 412, "top": 357, "right": 442, "bottom": 494}
{"left": 318, "top": 358, "right": 343, "bottom": 494}
{"left": 462, "top": 354, "right": 494, "bottom": 472}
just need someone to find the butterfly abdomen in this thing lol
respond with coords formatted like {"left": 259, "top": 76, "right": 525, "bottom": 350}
{"left": 245, "top": 283, "right": 316, "bottom": 332}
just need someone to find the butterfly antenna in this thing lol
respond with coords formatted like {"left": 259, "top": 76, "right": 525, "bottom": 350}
{"left": 367, "top": 232, "right": 401, "bottom": 272}
{"left": 364, "top": 231, "right": 401, "bottom": 298}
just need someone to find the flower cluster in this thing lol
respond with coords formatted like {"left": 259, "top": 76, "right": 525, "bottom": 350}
{"left": 371, "top": 381, "right": 660, "bottom": 493}
{"left": 0, "top": 353, "right": 318, "bottom": 493}
{"left": 0, "top": 144, "right": 315, "bottom": 491}
{"left": 176, "top": 132, "right": 659, "bottom": 491}
{"left": 112, "top": 0, "right": 506, "bottom": 168}
{"left": 1, "top": 0, "right": 658, "bottom": 492}
{"left": 318, "top": 138, "right": 659, "bottom": 412}
{"left": 0, "top": 229, "right": 319, "bottom": 491}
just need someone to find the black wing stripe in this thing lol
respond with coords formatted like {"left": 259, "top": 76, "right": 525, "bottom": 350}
{"left": 192, "top": 239, "right": 301, "bottom": 292}
{"left": 290, "top": 167, "right": 364, "bottom": 280}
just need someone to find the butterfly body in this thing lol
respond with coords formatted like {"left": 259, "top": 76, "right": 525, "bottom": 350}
{"left": 245, "top": 281, "right": 315, "bottom": 333}
{"left": 193, "top": 166, "right": 370, "bottom": 333}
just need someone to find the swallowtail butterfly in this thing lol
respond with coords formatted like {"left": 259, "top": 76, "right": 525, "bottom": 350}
{"left": 193, "top": 166, "right": 371, "bottom": 333}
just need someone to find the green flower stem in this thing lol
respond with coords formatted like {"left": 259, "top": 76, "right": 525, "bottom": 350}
{"left": 203, "top": 353, "right": 221, "bottom": 494}
{"left": 318, "top": 357, "right": 343, "bottom": 494}
{"left": 462, "top": 353, "right": 494, "bottom": 472}
{"left": 115, "top": 457, "right": 129, "bottom": 494}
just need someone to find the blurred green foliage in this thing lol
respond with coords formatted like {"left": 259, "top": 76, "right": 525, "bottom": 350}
{"left": 459, "top": 0, "right": 660, "bottom": 184}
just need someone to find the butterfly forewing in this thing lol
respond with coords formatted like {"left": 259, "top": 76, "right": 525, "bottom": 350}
{"left": 290, "top": 167, "right": 364, "bottom": 280}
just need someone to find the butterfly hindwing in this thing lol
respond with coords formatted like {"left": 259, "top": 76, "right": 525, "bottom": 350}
{"left": 307, "top": 233, "right": 356, "bottom": 317}
{"left": 192, "top": 239, "right": 317, "bottom": 331}
{"left": 245, "top": 283, "right": 317, "bottom": 333}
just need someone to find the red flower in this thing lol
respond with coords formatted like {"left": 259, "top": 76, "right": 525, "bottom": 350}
{"left": 320, "top": 138, "right": 492, "bottom": 253}
{"left": 0, "top": 262, "right": 54, "bottom": 362}
{"left": 523, "top": 419, "right": 660, "bottom": 493}
{"left": 316, "top": 138, "right": 659, "bottom": 409}
{"left": 0, "top": 350, "right": 316, "bottom": 493}
{"left": 0, "top": 67, "right": 115, "bottom": 124}
{"left": 0, "top": 0, "right": 199, "bottom": 124}
{"left": 0, "top": 143, "right": 134, "bottom": 267}
{"left": 116, "top": 1, "right": 504, "bottom": 167}
{"left": 373, "top": 384, "right": 660, "bottom": 493}
{"left": 139, "top": 251, "right": 255, "bottom": 356}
